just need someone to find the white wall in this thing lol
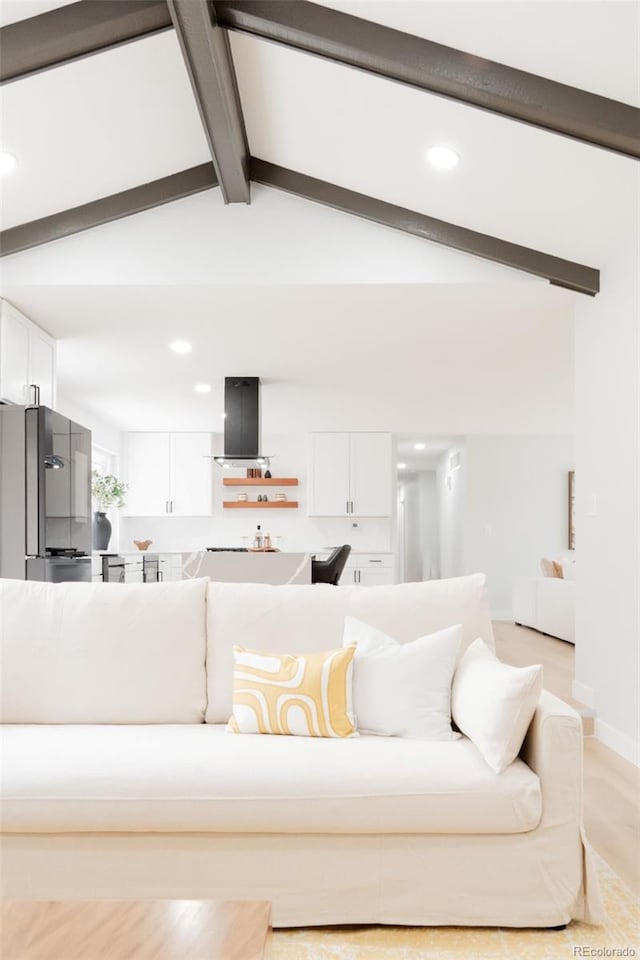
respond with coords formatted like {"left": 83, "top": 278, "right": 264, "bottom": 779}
{"left": 55, "top": 393, "right": 122, "bottom": 458}
{"left": 119, "top": 431, "right": 393, "bottom": 555}
{"left": 419, "top": 472, "right": 440, "bottom": 580}
{"left": 437, "top": 443, "right": 467, "bottom": 580}
{"left": 436, "top": 436, "right": 574, "bottom": 616}
{"left": 574, "top": 221, "right": 639, "bottom": 765}
{"left": 398, "top": 476, "right": 422, "bottom": 581}
{"left": 463, "top": 435, "right": 575, "bottom": 618}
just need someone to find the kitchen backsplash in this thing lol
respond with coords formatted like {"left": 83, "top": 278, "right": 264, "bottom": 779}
{"left": 118, "top": 515, "right": 393, "bottom": 554}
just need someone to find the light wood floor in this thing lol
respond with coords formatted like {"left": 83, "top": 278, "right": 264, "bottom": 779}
{"left": 494, "top": 620, "right": 640, "bottom": 896}
{"left": 2, "top": 899, "right": 271, "bottom": 960}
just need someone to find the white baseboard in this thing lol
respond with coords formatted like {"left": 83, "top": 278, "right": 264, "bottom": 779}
{"left": 594, "top": 718, "right": 640, "bottom": 767}
{"left": 572, "top": 680, "right": 595, "bottom": 709}
{"left": 491, "top": 611, "right": 512, "bottom": 622}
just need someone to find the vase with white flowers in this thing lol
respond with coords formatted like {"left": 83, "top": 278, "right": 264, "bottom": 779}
{"left": 91, "top": 471, "right": 128, "bottom": 551}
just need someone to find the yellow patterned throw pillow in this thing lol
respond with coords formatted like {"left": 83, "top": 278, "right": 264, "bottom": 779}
{"left": 228, "top": 645, "right": 357, "bottom": 738}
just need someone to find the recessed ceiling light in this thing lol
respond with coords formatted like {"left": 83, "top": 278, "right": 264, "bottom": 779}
{"left": 414, "top": 442, "right": 426, "bottom": 451}
{"left": 194, "top": 383, "right": 211, "bottom": 394}
{"left": 426, "top": 146, "right": 459, "bottom": 171}
{"left": 397, "top": 462, "right": 407, "bottom": 470}
{"left": 169, "top": 340, "right": 192, "bottom": 355}
{"left": 0, "top": 152, "right": 17, "bottom": 175}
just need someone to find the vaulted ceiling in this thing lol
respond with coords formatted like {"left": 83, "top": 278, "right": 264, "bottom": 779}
{"left": 0, "top": 1, "right": 637, "bottom": 434}
{"left": 1, "top": 0, "right": 638, "bottom": 290}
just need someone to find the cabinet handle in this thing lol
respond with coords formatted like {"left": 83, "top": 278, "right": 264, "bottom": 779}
{"left": 369, "top": 559, "right": 382, "bottom": 563}
{"left": 358, "top": 570, "right": 362, "bottom": 583}
{"left": 346, "top": 501, "right": 349, "bottom": 515}
{"left": 350, "top": 501, "right": 354, "bottom": 514}
{"left": 165, "top": 501, "right": 169, "bottom": 513}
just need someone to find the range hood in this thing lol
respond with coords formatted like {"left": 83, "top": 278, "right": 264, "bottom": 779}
{"left": 214, "top": 377, "right": 272, "bottom": 468}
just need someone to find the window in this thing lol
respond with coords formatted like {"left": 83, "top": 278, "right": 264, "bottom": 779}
{"left": 91, "top": 445, "right": 115, "bottom": 477}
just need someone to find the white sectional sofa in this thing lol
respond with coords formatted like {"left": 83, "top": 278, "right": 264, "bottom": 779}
{"left": 513, "top": 576, "right": 576, "bottom": 643}
{"left": 0, "top": 574, "right": 601, "bottom": 928}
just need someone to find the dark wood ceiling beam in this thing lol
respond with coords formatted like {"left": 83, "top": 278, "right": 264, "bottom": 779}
{"left": 216, "top": 0, "right": 640, "bottom": 160}
{"left": 0, "top": 0, "right": 173, "bottom": 84}
{"left": 0, "top": 158, "right": 600, "bottom": 295}
{"left": 167, "top": 0, "right": 250, "bottom": 203}
{"left": 249, "top": 158, "right": 600, "bottom": 296}
{"left": 0, "top": 164, "right": 217, "bottom": 258}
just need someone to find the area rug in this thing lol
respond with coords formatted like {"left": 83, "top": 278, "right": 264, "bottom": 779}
{"left": 270, "top": 853, "right": 639, "bottom": 959}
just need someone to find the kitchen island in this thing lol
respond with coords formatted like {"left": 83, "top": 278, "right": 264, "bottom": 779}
{"left": 180, "top": 551, "right": 311, "bottom": 585}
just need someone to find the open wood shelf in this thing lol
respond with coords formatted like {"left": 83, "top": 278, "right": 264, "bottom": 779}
{"left": 223, "top": 501, "right": 299, "bottom": 509}
{"left": 223, "top": 478, "right": 298, "bottom": 486}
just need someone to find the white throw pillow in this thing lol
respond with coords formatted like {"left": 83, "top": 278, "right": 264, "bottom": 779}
{"left": 342, "top": 617, "right": 462, "bottom": 739}
{"left": 452, "top": 638, "right": 543, "bottom": 773}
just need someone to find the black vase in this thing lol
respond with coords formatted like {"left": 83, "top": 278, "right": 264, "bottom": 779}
{"left": 92, "top": 511, "right": 112, "bottom": 551}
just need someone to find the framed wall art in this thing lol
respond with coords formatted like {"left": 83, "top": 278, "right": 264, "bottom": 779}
{"left": 568, "top": 470, "right": 575, "bottom": 550}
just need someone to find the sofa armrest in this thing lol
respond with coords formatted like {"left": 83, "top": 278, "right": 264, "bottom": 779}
{"left": 520, "top": 689, "right": 583, "bottom": 825}
{"left": 520, "top": 689, "right": 605, "bottom": 924}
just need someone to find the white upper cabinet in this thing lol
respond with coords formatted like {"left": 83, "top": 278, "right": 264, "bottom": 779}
{"left": 123, "top": 432, "right": 213, "bottom": 517}
{"left": 29, "top": 330, "right": 56, "bottom": 409}
{"left": 309, "top": 432, "right": 351, "bottom": 516}
{"left": 124, "top": 433, "right": 172, "bottom": 517}
{"left": 0, "top": 303, "right": 29, "bottom": 404}
{"left": 0, "top": 300, "right": 56, "bottom": 406}
{"left": 309, "top": 432, "right": 393, "bottom": 517}
{"left": 171, "top": 433, "right": 213, "bottom": 516}
{"left": 349, "top": 432, "right": 393, "bottom": 518}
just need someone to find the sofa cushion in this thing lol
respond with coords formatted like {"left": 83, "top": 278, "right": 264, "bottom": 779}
{"left": 0, "top": 724, "right": 541, "bottom": 835}
{"left": 342, "top": 619, "right": 461, "bottom": 739}
{"left": 205, "top": 575, "right": 494, "bottom": 723}
{"left": 0, "top": 579, "right": 208, "bottom": 723}
{"left": 452, "top": 639, "right": 543, "bottom": 774}
{"left": 228, "top": 645, "right": 357, "bottom": 737}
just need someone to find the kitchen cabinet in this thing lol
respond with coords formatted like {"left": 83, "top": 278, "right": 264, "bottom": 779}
{"left": 123, "top": 433, "right": 213, "bottom": 517}
{"left": 171, "top": 433, "right": 214, "bottom": 516}
{"left": 124, "top": 434, "right": 172, "bottom": 517}
{"left": 29, "top": 329, "right": 56, "bottom": 409}
{"left": 309, "top": 432, "right": 393, "bottom": 517}
{"left": 0, "top": 300, "right": 56, "bottom": 407}
{"left": 343, "top": 553, "right": 395, "bottom": 586}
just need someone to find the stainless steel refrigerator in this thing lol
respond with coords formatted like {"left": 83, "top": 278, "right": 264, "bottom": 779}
{"left": 0, "top": 404, "right": 92, "bottom": 582}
